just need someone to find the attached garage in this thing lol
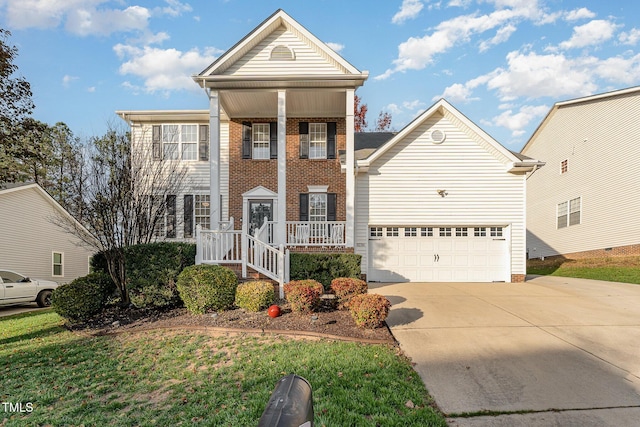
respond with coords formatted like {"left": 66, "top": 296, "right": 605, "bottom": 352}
{"left": 367, "top": 226, "right": 510, "bottom": 282}
{"left": 354, "top": 99, "right": 543, "bottom": 283}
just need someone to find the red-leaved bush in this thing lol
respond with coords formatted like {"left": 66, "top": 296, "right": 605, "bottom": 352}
{"left": 348, "top": 293, "right": 391, "bottom": 329}
{"left": 283, "top": 279, "right": 324, "bottom": 313}
{"left": 330, "top": 277, "right": 368, "bottom": 308}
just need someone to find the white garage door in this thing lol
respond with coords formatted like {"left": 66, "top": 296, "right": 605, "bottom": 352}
{"left": 368, "top": 226, "right": 509, "bottom": 282}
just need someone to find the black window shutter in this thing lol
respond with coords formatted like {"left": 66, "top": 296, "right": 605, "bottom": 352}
{"left": 199, "top": 125, "right": 209, "bottom": 161}
{"left": 299, "top": 122, "right": 309, "bottom": 159}
{"left": 270, "top": 122, "right": 278, "bottom": 159}
{"left": 299, "top": 193, "right": 309, "bottom": 221}
{"left": 327, "top": 122, "right": 337, "bottom": 159}
{"left": 166, "top": 195, "right": 176, "bottom": 238}
{"left": 327, "top": 193, "right": 337, "bottom": 221}
{"left": 184, "top": 195, "right": 194, "bottom": 238}
{"left": 152, "top": 125, "right": 162, "bottom": 160}
{"left": 242, "top": 122, "right": 252, "bottom": 159}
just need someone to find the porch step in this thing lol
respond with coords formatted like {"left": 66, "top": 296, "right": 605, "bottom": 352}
{"left": 223, "top": 263, "right": 273, "bottom": 282}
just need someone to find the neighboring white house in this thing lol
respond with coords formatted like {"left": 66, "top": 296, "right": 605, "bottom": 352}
{"left": 521, "top": 86, "right": 640, "bottom": 259}
{"left": 117, "top": 9, "right": 542, "bottom": 283}
{"left": 0, "top": 183, "right": 93, "bottom": 283}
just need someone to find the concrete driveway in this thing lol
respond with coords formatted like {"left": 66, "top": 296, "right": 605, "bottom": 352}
{"left": 370, "top": 276, "right": 640, "bottom": 426}
{"left": 0, "top": 303, "right": 46, "bottom": 317}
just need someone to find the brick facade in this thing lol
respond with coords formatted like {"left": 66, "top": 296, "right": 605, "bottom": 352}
{"left": 511, "top": 274, "right": 526, "bottom": 283}
{"left": 228, "top": 117, "right": 347, "bottom": 226}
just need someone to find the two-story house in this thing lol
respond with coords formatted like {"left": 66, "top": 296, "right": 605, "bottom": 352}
{"left": 118, "top": 9, "right": 542, "bottom": 288}
{"left": 521, "top": 86, "right": 640, "bottom": 259}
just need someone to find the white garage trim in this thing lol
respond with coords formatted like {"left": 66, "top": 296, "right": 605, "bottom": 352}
{"left": 368, "top": 225, "right": 511, "bottom": 282}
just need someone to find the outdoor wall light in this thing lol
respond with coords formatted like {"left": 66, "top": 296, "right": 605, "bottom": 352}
{"left": 437, "top": 189, "right": 448, "bottom": 197}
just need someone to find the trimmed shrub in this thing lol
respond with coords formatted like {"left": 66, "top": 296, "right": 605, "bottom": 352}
{"left": 284, "top": 279, "right": 324, "bottom": 313}
{"left": 177, "top": 265, "right": 238, "bottom": 314}
{"left": 91, "top": 242, "right": 196, "bottom": 308}
{"left": 235, "top": 281, "right": 275, "bottom": 312}
{"left": 330, "top": 277, "right": 368, "bottom": 307}
{"left": 51, "top": 272, "right": 115, "bottom": 322}
{"left": 348, "top": 294, "right": 391, "bottom": 329}
{"left": 289, "top": 253, "right": 362, "bottom": 290}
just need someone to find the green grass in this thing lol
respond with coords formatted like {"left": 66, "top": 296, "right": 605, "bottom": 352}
{"left": 1, "top": 311, "right": 446, "bottom": 426}
{"left": 527, "top": 255, "right": 640, "bottom": 284}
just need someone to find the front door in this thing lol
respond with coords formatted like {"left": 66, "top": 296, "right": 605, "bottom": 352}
{"left": 248, "top": 200, "right": 273, "bottom": 237}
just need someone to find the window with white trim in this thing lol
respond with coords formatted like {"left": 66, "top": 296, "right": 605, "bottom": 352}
{"left": 309, "top": 193, "right": 327, "bottom": 222}
{"left": 386, "top": 227, "right": 399, "bottom": 237}
{"left": 162, "top": 124, "right": 198, "bottom": 160}
{"left": 557, "top": 197, "right": 581, "bottom": 228}
{"left": 252, "top": 123, "right": 270, "bottom": 160}
{"left": 561, "top": 159, "right": 568, "bottom": 174}
{"left": 490, "top": 227, "right": 503, "bottom": 237}
{"left": 370, "top": 227, "right": 383, "bottom": 237}
{"left": 474, "top": 227, "right": 486, "bottom": 237}
{"left": 52, "top": 252, "right": 63, "bottom": 277}
{"left": 309, "top": 123, "right": 327, "bottom": 159}
{"left": 455, "top": 227, "right": 468, "bottom": 237}
{"left": 195, "top": 195, "right": 211, "bottom": 230}
{"left": 404, "top": 227, "right": 417, "bottom": 237}
{"left": 439, "top": 227, "right": 452, "bottom": 237}
{"left": 421, "top": 227, "right": 433, "bottom": 237}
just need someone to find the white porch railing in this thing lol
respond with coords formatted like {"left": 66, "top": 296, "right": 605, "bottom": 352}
{"left": 195, "top": 220, "right": 242, "bottom": 265}
{"left": 286, "top": 221, "right": 346, "bottom": 246}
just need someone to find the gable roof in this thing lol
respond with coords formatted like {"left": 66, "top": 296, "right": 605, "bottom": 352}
{"left": 358, "top": 99, "right": 543, "bottom": 173}
{"left": 521, "top": 85, "right": 640, "bottom": 154}
{"left": 0, "top": 183, "right": 96, "bottom": 245}
{"left": 193, "top": 9, "right": 368, "bottom": 89}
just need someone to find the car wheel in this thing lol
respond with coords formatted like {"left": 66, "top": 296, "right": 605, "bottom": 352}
{"left": 36, "top": 290, "right": 53, "bottom": 308}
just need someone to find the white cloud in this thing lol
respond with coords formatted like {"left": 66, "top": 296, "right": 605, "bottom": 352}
{"left": 564, "top": 7, "right": 596, "bottom": 21}
{"left": 492, "top": 104, "right": 549, "bottom": 136}
{"left": 66, "top": 5, "right": 151, "bottom": 36}
{"left": 448, "top": 0, "right": 472, "bottom": 7}
{"left": 434, "top": 82, "right": 476, "bottom": 103}
{"left": 384, "top": 103, "right": 402, "bottom": 115}
{"left": 2, "top": 0, "right": 188, "bottom": 36}
{"left": 377, "top": 2, "right": 540, "bottom": 79}
{"left": 559, "top": 20, "right": 619, "bottom": 50}
{"left": 326, "top": 42, "right": 345, "bottom": 53}
{"left": 619, "top": 28, "right": 640, "bottom": 46}
{"left": 402, "top": 99, "right": 426, "bottom": 110}
{"left": 62, "top": 74, "right": 79, "bottom": 87}
{"left": 479, "top": 24, "right": 516, "bottom": 52}
{"left": 87, "top": 86, "right": 96, "bottom": 93}
{"left": 392, "top": 0, "right": 424, "bottom": 24}
{"left": 114, "top": 44, "right": 222, "bottom": 93}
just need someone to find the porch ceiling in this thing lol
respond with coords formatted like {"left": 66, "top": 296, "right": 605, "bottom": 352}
{"left": 220, "top": 90, "right": 346, "bottom": 118}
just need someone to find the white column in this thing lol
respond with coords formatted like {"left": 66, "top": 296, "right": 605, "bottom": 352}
{"left": 277, "top": 90, "right": 287, "bottom": 246}
{"left": 208, "top": 89, "right": 221, "bottom": 230}
{"left": 345, "top": 89, "right": 355, "bottom": 247}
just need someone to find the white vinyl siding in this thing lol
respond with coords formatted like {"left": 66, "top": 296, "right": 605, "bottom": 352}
{"left": 355, "top": 111, "right": 526, "bottom": 280}
{"left": 523, "top": 90, "right": 640, "bottom": 258}
{"left": 0, "top": 186, "right": 92, "bottom": 284}
{"left": 129, "top": 116, "right": 231, "bottom": 235}
{"left": 224, "top": 26, "right": 348, "bottom": 76}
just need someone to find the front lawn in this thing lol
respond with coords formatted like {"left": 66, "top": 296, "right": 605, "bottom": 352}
{"left": 527, "top": 255, "right": 640, "bottom": 284}
{"left": 1, "top": 311, "right": 446, "bottom": 426}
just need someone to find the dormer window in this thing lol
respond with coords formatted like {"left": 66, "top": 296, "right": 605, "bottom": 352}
{"left": 270, "top": 45, "right": 294, "bottom": 60}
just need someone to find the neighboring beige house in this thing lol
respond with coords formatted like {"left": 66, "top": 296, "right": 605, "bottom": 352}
{"left": 521, "top": 86, "right": 640, "bottom": 259}
{"left": 0, "top": 183, "right": 93, "bottom": 283}
{"left": 117, "top": 9, "right": 542, "bottom": 284}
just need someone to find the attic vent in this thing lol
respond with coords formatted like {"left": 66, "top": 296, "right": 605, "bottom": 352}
{"left": 431, "top": 129, "right": 446, "bottom": 144}
{"left": 270, "top": 45, "right": 294, "bottom": 60}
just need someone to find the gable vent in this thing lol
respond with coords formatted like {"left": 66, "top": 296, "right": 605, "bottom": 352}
{"left": 270, "top": 45, "right": 294, "bottom": 60}
{"left": 431, "top": 129, "right": 446, "bottom": 144}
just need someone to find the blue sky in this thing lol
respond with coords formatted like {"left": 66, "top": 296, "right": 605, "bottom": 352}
{"left": 2, "top": 0, "right": 640, "bottom": 150}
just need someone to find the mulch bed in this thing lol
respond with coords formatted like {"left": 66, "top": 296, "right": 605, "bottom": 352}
{"left": 65, "top": 299, "right": 396, "bottom": 344}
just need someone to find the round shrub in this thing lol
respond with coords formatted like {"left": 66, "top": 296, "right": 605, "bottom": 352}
{"left": 283, "top": 279, "right": 324, "bottom": 313}
{"left": 235, "top": 281, "right": 275, "bottom": 312}
{"left": 348, "top": 293, "right": 391, "bottom": 329}
{"left": 51, "top": 272, "right": 115, "bottom": 322}
{"left": 330, "top": 277, "right": 368, "bottom": 307}
{"left": 129, "top": 281, "right": 180, "bottom": 309}
{"left": 176, "top": 265, "right": 238, "bottom": 314}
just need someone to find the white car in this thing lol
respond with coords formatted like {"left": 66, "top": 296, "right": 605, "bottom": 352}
{"left": 0, "top": 270, "right": 59, "bottom": 307}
